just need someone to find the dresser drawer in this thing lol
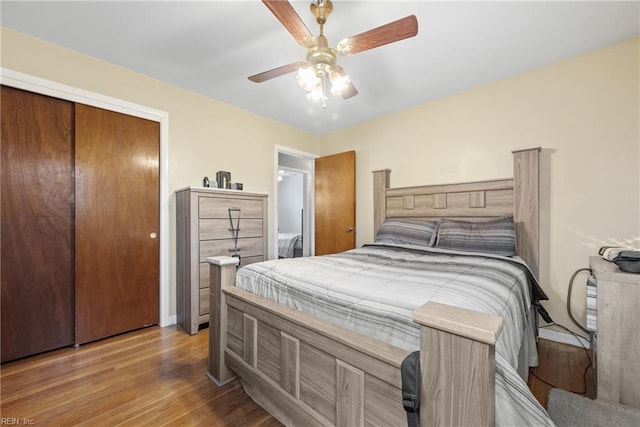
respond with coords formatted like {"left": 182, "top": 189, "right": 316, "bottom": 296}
{"left": 199, "top": 197, "right": 263, "bottom": 219}
{"left": 199, "top": 256, "right": 264, "bottom": 289}
{"left": 199, "top": 237, "right": 263, "bottom": 261}
{"left": 199, "top": 218, "right": 263, "bottom": 240}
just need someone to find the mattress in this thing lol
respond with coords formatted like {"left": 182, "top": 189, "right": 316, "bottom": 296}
{"left": 236, "top": 243, "right": 554, "bottom": 426}
{"left": 277, "top": 232, "right": 302, "bottom": 258}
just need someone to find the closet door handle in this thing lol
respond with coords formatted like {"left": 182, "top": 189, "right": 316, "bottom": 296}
{"left": 149, "top": 232, "right": 157, "bottom": 239}
{"left": 346, "top": 227, "right": 354, "bottom": 232}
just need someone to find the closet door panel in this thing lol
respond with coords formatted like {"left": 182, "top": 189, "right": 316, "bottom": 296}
{"left": 74, "top": 104, "right": 159, "bottom": 344}
{"left": 1, "top": 86, "right": 74, "bottom": 362}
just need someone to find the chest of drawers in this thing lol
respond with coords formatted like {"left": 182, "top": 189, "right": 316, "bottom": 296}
{"left": 176, "top": 187, "right": 268, "bottom": 334}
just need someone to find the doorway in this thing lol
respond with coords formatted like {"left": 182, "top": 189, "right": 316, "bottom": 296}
{"left": 276, "top": 148, "right": 315, "bottom": 258}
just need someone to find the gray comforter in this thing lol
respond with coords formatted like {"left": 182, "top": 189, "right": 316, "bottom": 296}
{"left": 236, "top": 244, "right": 554, "bottom": 426}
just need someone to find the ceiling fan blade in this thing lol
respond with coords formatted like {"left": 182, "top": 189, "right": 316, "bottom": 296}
{"left": 337, "top": 15, "right": 418, "bottom": 55}
{"left": 248, "top": 62, "right": 304, "bottom": 83}
{"left": 341, "top": 82, "right": 358, "bottom": 100}
{"left": 263, "top": 0, "right": 315, "bottom": 48}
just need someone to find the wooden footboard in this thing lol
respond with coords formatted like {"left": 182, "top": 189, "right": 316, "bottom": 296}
{"left": 207, "top": 257, "right": 503, "bottom": 426}
{"left": 413, "top": 302, "right": 503, "bottom": 426}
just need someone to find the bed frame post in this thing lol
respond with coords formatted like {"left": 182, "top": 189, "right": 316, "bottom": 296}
{"left": 206, "top": 256, "right": 240, "bottom": 387}
{"left": 372, "top": 169, "right": 391, "bottom": 237}
{"left": 512, "top": 147, "right": 541, "bottom": 278}
{"left": 413, "top": 302, "right": 504, "bottom": 426}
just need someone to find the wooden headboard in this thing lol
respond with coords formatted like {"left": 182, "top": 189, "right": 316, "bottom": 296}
{"left": 373, "top": 147, "right": 540, "bottom": 277}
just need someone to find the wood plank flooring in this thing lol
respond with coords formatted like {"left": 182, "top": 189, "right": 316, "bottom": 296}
{"left": 528, "top": 338, "right": 597, "bottom": 407}
{"left": 1, "top": 326, "right": 594, "bottom": 425}
{"left": 0, "top": 326, "right": 281, "bottom": 426}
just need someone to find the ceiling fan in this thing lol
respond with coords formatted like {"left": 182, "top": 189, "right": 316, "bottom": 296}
{"left": 249, "top": 0, "right": 418, "bottom": 105}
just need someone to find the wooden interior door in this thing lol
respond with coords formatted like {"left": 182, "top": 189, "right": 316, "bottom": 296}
{"left": 314, "top": 150, "right": 356, "bottom": 255}
{"left": 74, "top": 104, "right": 159, "bottom": 344}
{"left": 1, "top": 86, "right": 74, "bottom": 362}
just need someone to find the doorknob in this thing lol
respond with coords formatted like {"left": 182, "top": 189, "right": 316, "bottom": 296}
{"left": 346, "top": 227, "right": 353, "bottom": 232}
{"left": 150, "top": 232, "right": 157, "bottom": 239}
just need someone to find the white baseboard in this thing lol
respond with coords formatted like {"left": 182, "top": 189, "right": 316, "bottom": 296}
{"left": 538, "top": 328, "right": 591, "bottom": 349}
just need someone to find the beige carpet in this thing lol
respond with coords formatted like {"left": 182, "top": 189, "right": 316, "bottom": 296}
{"left": 547, "top": 388, "right": 640, "bottom": 427}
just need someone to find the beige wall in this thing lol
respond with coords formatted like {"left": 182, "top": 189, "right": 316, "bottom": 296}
{"left": 1, "top": 28, "right": 320, "bottom": 320}
{"left": 3, "top": 26, "right": 638, "bottom": 337}
{"left": 320, "top": 37, "right": 640, "bottom": 336}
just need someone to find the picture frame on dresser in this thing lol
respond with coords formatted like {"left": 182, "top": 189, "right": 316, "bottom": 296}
{"left": 175, "top": 186, "right": 268, "bottom": 334}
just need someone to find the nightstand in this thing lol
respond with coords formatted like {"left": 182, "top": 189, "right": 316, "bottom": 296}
{"left": 589, "top": 256, "right": 640, "bottom": 409}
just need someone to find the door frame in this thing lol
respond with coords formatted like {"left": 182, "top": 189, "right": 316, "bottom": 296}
{"left": 277, "top": 165, "right": 308, "bottom": 256}
{"left": 275, "top": 146, "right": 317, "bottom": 258}
{"left": 1, "top": 68, "right": 173, "bottom": 327}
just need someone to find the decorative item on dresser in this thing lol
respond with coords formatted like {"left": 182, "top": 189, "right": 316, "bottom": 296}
{"left": 589, "top": 256, "right": 640, "bottom": 409}
{"left": 216, "top": 171, "right": 231, "bottom": 189}
{"left": 175, "top": 187, "right": 268, "bottom": 335}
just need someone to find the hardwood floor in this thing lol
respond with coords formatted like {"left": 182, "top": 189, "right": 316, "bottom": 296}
{"left": 0, "top": 326, "right": 281, "bottom": 426}
{"left": 528, "top": 338, "right": 597, "bottom": 407}
{"left": 1, "top": 327, "right": 594, "bottom": 425}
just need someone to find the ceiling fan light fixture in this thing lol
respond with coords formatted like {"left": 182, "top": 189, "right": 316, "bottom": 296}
{"left": 329, "top": 67, "right": 350, "bottom": 96}
{"left": 296, "top": 65, "right": 321, "bottom": 91}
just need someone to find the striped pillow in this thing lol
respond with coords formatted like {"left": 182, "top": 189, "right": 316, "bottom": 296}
{"left": 375, "top": 218, "right": 439, "bottom": 247}
{"left": 435, "top": 216, "right": 517, "bottom": 256}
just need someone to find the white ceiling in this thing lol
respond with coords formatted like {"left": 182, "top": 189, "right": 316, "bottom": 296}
{"left": 2, "top": 1, "right": 639, "bottom": 135}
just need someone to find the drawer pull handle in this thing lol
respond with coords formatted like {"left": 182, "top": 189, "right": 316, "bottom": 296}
{"left": 228, "top": 228, "right": 240, "bottom": 232}
{"left": 229, "top": 248, "right": 241, "bottom": 252}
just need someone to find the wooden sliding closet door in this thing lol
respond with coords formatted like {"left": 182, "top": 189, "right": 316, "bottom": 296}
{"left": 74, "top": 104, "right": 159, "bottom": 344}
{"left": 1, "top": 86, "right": 74, "bottom": 362}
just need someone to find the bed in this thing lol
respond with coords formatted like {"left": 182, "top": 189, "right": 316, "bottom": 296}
{"left": 278, "top": 232, "right": 303, "bottom": 258}
{"left": 207, "top": 147, "right": 550, "bottom": 426}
